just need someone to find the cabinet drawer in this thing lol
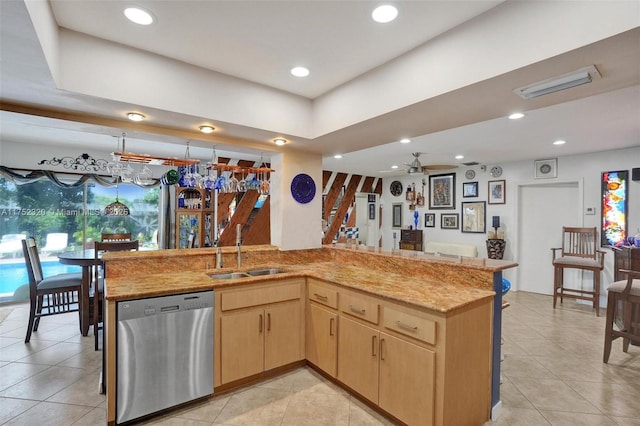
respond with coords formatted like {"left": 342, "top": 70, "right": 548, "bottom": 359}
{"left": 221, "top": 280, "right": 301, "bottom": 311}
{"left": 308, "top": 282, "right": 338, "bottom": 309}
{"left": 383, "top": 306, "right": 436, "bottom": 345}
{"left": 340, "top": 292, "right": 379, "bottom": 324}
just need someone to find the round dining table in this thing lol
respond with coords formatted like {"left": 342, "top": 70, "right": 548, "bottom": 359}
{"left": 58, "top": 249, "right": 100, "bottom": 336}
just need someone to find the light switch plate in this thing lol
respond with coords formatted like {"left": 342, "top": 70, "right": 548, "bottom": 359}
{"left": 585, "top": 207, "right": 596, "bottom": 215}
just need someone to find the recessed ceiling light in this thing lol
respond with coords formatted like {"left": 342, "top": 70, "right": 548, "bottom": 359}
{"left": 391, "top": 165, "right": 399, "bottom": 169}
{"left": 127, "top": 112, "right": 145, "bottom": 122}
{"left": 124, "top": 7, "right": 154, "bottom": 25}
{"left": 199, "top": 125, "right": 215, "bottom": 134}
{"left": 508, "top": 112, "right": 525, "bottom": 120}
{"left": 274, "top": 138, "right": 287, "bottom": 146}
{"left": 372, "top": 5, "right": 398, "bottom": 23}
{"left": 455, "top": 155, "right": 464, "bottom": 160}
{"left": 400, "top": 138, "right": 411, "bottom": 144}
{"left": 334, "top": 154, "right": 343, "bottom": 159}
{"left": 553, "top": 140, "right": 566, "bottom": 145}
{"left": 291, "top": 67, "right": 310, "bottom": 77}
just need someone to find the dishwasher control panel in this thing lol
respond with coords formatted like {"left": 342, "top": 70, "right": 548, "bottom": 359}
{"left": 117, "top": 290, "right": 214, "bottom": 321}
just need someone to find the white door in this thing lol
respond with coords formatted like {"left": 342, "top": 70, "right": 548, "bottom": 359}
{"left": 517, "top": 182, "right": 580, "bottom": 295}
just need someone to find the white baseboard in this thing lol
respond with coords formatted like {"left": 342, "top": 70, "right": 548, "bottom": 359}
{"left": 491, "top": 400, "right": 503, "bottom": 420}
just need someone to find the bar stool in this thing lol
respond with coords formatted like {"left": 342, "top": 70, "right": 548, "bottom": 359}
{"left": 603, "top": 269, "right": 640, "bottom": 363}
{"left": 552, "top": 227, "right": 606, "bottom": 315}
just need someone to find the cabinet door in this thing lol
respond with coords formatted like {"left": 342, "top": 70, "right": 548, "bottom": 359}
{"left": 337, "top": 316, "right": 379, "bottom": 403}
{"left": 379, "top": 333, "right": 435, "bottom": 426}
{"left": 306, "top": 303, "right": 338, "bottom": 377}
{"left": 265, "top": 301, "right": 303, "bottom": 371}
{"left": 220, "top": 308, "right": 264, "bottom": 384}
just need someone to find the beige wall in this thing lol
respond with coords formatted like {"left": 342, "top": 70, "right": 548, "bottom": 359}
{"left": 270, "top": 151, "right": 323, "bottom": 250}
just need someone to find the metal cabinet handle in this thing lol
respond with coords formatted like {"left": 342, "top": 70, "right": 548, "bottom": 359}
{"left": 380, "top": 338, "right": 386, "bottom": 361}
{"left": 267, "top": 313, "right": 271, "bottom": 331}
{"left": 313, "top": 293, "right": 328, "bottom": 301}
{"left": 395, "top": 320, "right": 418, "bottom": 332}
{"left": 329, "top": 317, "right": 335, "bottom": 336}
{"left": 259, "top": 314, "right": 263, "bottom": 333}
{"left": 350, "top": 304, "right": 366, "bottom": 315}
{"left": 372, "top": 335, "right": 377, "bottom": 357}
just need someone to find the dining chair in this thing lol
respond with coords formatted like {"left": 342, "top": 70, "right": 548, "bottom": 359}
{"left": 101, "top": 232, "right": 131, "bottom": 242}
{"left": 93, "top": 240, "right": 139, "bottom": 350}
{"left": 603, "top": 269, "right": 640, "bottom": 363}
{"left": 552, "top": 226, "right": 606, "bottom": 315}
{"left": 21, "top": 237, "right": 82, "bottom": 343}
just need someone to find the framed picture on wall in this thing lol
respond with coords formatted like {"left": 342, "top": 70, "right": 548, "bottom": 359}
{"left": 425, "top": 213, "right": 435, "bottom": 228}
{"left": 488, "top": 180, "right": 506, "bottom": 204}
{"left": 429, "top": 173, "right": 456, "bottom": 209}
{"left": 463, "top": 181, "right": 478, "bottom": 198}
{"left": 601, "top": 170, "right": 628, "bottom": 247}
{"left": 392, "top": 203, "right": 402, "bottom": 228}
{"left": 461, "top": 201, "right": 486, "bottom": 233}
{"left": 368, "top": 202, "right": 375, "bottom": 220}
{"left": 441, "top": 213, "right": 459, "bottom": 229}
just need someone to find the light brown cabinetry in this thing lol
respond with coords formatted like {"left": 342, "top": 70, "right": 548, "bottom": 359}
{"left": 337, "top": 316, "right": 380, "bottom": 402}
{"left": 378, "top": 333, "right": 435, "bottom": 426}
{"left": 306, "top": 303, "right": 338, "bottom": 377}
{"left": 216, "top": 279, "right": 304, "bottom": 385}
{"left": 215, "top": 276, "right": 492, "bottom": 425}
{"left": 306, "top": 279, "right": 339, "bottom": 377}
{"left": 338, "top": 315, "right": 436, "bottom": 425}
{"left": 333, "top": 287, "right": 490, "bottom": 426}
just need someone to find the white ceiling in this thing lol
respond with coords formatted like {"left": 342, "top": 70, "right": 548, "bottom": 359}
{"left": 0, "top": 1, "right": 639, "bottom": 177}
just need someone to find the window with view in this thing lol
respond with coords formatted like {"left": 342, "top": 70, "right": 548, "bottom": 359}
{"left": 0, "top": 177, "right": 159, "bottom": 304}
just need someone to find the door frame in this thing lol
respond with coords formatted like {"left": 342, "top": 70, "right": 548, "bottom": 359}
{"left": 513, "top": 178, "right": 584, "bottom": 292}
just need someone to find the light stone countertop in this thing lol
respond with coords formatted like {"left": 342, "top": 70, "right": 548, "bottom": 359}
{"left": 104, "top": 259, "right": 498, "bottom": 314}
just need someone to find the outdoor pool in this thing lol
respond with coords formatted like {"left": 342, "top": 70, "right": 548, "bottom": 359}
{"left": 0, "top": 261, "right": 81, "bottom": 298}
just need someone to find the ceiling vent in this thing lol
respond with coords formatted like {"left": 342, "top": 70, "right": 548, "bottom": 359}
{"left": 514, "top": 65, "right": 601, "bottom": 100}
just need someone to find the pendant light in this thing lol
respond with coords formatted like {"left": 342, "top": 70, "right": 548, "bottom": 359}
{"left": 104, "top": 179, "right": 130, "bottom": 216}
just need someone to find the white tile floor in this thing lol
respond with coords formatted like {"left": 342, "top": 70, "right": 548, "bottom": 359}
{"left": 1, "top": 291, "right": 639, "bottom": 425}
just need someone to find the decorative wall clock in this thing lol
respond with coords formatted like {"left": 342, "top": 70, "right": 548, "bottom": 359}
{"left": 390, "top": 180, "right": 403, "bottom": 196}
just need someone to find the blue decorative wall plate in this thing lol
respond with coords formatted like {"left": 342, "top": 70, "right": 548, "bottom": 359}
{"left": 291, "top": 173, "right": 316, "bottom": 204}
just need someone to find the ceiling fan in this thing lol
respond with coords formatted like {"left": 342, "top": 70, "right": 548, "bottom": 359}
{"left": 404, "top": 152, "right": 457, "bottom": 175}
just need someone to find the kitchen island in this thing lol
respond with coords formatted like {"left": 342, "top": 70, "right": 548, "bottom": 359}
{"left": 103, "top": 245, "right": 516, "bottom": 425}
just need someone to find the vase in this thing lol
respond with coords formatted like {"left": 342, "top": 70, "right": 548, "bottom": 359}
{"left": 486, "top": 239, "right": 506, "bottom": 260}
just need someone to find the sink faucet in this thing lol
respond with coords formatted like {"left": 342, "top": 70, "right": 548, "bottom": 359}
{"left": 236, "top": 224, "right": 243, "bottom": 268}
{"left": 214, "top": 241, "right": 223, "bottom": 269}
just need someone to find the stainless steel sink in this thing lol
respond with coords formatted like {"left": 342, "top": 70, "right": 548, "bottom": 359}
{"left": 246, "top": 268, "right": 287, "bottom": 276}
{"left": 209, "top": 272, "right": 250, "bottom": 279}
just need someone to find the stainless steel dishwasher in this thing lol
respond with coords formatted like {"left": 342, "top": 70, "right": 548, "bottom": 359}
{"left": 116, "top": 290, "right": 214, "bottom": 424}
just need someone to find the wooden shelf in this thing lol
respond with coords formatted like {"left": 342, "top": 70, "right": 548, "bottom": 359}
{"left": 112, "top": 152, "right": 200, "bottom": 167}
{"left": 112, "top": 152, "right": 276, "bottom": 175}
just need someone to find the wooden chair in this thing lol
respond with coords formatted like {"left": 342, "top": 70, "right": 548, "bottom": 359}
{"left": 21, "top": 237, "right": 82, "bottom": 343}
{"left": 101, "top": 232, "right": 131, "bottom": 242}
{"left": 552, "top": 227, "right": 606, "bottom": 316}
{"left": 93, "top": 240, "right": 139, "bottom": 350}
{"left": 603, "top": 269, "right": 640, "bottom": 363}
